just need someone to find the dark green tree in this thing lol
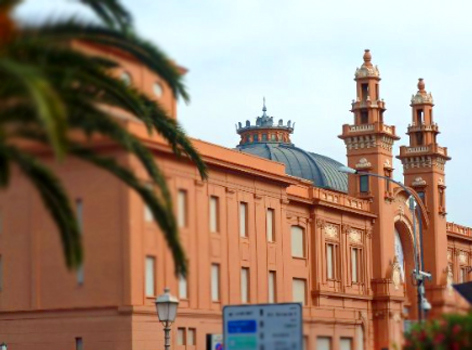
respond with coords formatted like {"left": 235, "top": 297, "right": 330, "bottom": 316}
{"left": 0, "top": 0, "right": 207, "bottom": 276}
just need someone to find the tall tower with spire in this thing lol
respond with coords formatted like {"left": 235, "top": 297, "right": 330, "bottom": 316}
{"left": 339, "top": 50, "right": 401, "bottom": 350}
{"left": 397, "top": 79, "right": 452, "bottom": 316}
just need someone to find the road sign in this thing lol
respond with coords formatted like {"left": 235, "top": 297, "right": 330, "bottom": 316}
{"left": 223, "top": 303, "right": 302, "bottom": 350}
{"left": 207, "top": 334, "right": 223, "bottom": 350}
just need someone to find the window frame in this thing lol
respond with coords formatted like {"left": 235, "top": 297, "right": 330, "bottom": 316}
{"left": 292, "top": 278, "right": 307, "bottom": 306}
{"left": 268, "top": 271, "right": 276, "bottom": 303}
{"left": 177, "top": 189, "right": 188, "bottom": 228}
{"left": 291, "top": 225, "right": 305, "bottom": 258}
{"left": 211, "top": 263, "right": 220, "bottom": 302}
{"left": 209, "top": 196, "right": 220, "bottom": 233}
{"left": 145, "top": 256, "right": 156, "bottom": 297}
{"left": 266, "top": 208, "right": 275, "bottom": 242}
{"left": 239, "top": 202, "right": 248, "bottom": 238}
{"left": 241, "top": 267, "right": 250, "bottom": 303}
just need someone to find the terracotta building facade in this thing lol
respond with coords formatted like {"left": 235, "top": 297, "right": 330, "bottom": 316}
{"left": 0, "top": 47, "right": 471, "bottom": 350}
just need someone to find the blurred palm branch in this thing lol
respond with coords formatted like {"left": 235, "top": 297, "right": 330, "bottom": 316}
{"left": 0, "top": 0, "right": 207, "bottom": 276}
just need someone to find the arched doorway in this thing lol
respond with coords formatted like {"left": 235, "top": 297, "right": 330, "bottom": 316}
{"left": 394, "top": 220, "right": 418, "bottom": 321}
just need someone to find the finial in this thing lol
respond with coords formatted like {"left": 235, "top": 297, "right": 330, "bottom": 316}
{"left": 363, "top": 49, "right": 372, "bottom": 67}
{"left": 262, "top": 97, "right": 267, "bottom": 112}
{"left": 417, "top": 78, "right": 425, "bottom": 93}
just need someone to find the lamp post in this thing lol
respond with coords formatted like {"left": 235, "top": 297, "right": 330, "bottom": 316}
{"left": 338, "top": 166, "right": 432, "bottom": 322}
{"left": 0, "top": 343, "right": 7, "bottom": 350}
{"left": 155, "top": 288, "right": 179, "bottom": 350}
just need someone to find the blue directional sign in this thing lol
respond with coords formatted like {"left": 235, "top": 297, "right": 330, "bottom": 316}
{"left": 223, "top": 303, "right": 302, "bottom": 350}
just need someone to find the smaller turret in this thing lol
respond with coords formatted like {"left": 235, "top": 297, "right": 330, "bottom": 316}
{"left": 236, "top": 98, "right": 294, "bottom": 146}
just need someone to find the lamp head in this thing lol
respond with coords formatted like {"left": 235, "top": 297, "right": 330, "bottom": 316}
{"left": 422, "top": 297, "right": 432, "bottom": 311}
{"left": 338, "top": 166, "right": 358, "bottom": 174}
{"left": 155, "top": 288, "right": 179, "bottom": 323}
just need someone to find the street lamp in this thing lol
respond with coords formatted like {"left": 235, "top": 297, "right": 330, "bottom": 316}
{"left": 0, "top": 342, "right": 7, "bottom": 350}
{"left": 155, "top": 288, "right": 179, "bottom": 350}
{"left": 338, "top": 166, "right": 432, "bottom": 322}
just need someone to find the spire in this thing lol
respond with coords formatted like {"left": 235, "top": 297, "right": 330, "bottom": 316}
{"left": 262, "top": 97, "right": 267, "bottom": 116}
{"left": 355, "top": 49, "right": 380, "bottom": 79}
{"left": 411, "top": 78, "right": 433, "bottom": 105}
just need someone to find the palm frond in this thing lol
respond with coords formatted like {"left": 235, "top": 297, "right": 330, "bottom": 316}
{"left": 23, "top": 20, "right": 189, "bottom": 101}
{"left": 0, "top": 58, "right": 67, "bottom": 159}
{"left": 78, "top": 0, "right": 132, "bottom": 32}
{"left": 70, "top": 145, "right": 187, "bottom": 276}
{"left": 0, "top": 144, "right": 82, "bottom": 268}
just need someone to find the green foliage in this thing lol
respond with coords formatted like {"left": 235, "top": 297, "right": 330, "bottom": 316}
{"left": 0, "top": 0, "right": 207, "bottom": 276}
{"left": 404, "top": 313, "right": 472, "bottom": 350}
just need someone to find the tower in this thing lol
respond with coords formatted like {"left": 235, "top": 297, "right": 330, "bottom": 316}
{"left": 339, "top": 50, "right": 401, "bottom": 349}
{"left": 397, "top": 79, "right": 451, "bottom": 317}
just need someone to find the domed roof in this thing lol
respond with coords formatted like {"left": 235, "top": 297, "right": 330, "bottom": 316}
{"left": 237, "top": 143, "right": 348, "bottom": 193}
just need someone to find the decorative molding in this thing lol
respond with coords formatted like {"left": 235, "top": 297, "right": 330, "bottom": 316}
{"left": 194, "top": 179, "right": 205, "bottom": 187}
{"left": 400, "top": 156, "right": 446, "bottom": 171}
{"left": 342, "top": 224, "right": 351, "bottom": 235}
{"left": 355, "top": 158, "right": 372, "bottom": 169}
{"left": 280, "top": 198, "right": 290, "bottom": 205}
{"left": 459, "top": 252, "right": 468, "bottom": 265}
{"left": 365, "top": 227, "right": 373, "bottom": 239}
{"left": 412, "top": 177, "right": 427, "bottom": 187}
{"left": 383, "top": 159, "right": 393, "bottom": 169}
{"left": 254, "top": 194, "right": 263, "bottom": 200}
{"left": 225, "top": 187, "right": 236, "bottom": 194}
{"left": 316, "top": 218, "right": 326, "bottom": 229}
{"left": 447, "top": 250, "right": 452, "bottom": 262}
{"left": 324, "top": 224, "right": 339, "bottom": 240}
{"left": 355, "top": 65, "right": 380, "bottom": 79}
{"left": 349, "top": 229, "right": 363, "bottom": 243}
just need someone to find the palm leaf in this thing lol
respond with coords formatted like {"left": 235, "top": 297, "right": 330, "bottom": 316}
{"left": 78, "top": 0, "right": 132, "bottom": 32}
{"left": 23, "top": 20, "right": 189, "bottom": 101}
{"left": 70, "top": 145, "right": 187, "bottom": 276}
{"left": 0, "top": 144, "right": 82, "bottom": 268}
{"left": 0, "top": 58, "right": 68, "bottom": 159}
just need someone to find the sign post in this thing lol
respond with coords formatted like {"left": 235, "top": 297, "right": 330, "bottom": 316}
{"left": 223, "top": 303, "right": 303, "bottom": 350}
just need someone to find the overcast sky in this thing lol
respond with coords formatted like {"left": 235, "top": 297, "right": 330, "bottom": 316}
{"left": 15, "top": 0, "right": 472, "bottom": 226}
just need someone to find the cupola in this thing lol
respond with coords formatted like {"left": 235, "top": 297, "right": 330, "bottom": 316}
{"left": 236, "top": 98, "right": 294, "bottom": 146}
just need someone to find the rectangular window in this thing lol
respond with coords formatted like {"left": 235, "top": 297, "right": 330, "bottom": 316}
{"left": 416, "top": 109, "right": 424, "bottom": 124}
{"left": 178, "top": 190, "right": 188, "bottom": 228}
{"left": 327, "top": 244, "right": 335, "bottom": 279}
{"left": 145, "top": 256, "right": 156, "bottom": 297}
{"left": 209, "top": 196, "right": 219, "bottom": 233}
{"left": 360, "top": 110, "right": 368, "bottom": 124}
{"left": 291, "top": 226, "right": 305, "bottom": 258}
{"left": 188, "top": 328, "right": 196, "bottom": 346}
{"left": 416, "top": 133, "right": 424, "bottom": 145}
{"left": 340, "top": 337, "right": 353, "bottom": 350}
{"left": 177, "top": 328, "right": 186, "bottom": 346}
{"left": 266, "top": 208, "right": 275, "bottom": 242}
{"left": 268, "top": 271, "right": 276, "bottom": 303}
{"left": 144, "top": 184, "right": 153, "bottom": 222}
{"left": 179, "top": 275, "right": 188, "bottom": 299}
{"left": 211, "top": 264, "right": 220, "bottom": 302}
{"left": 418, "top": 191, "right": 425, "bottom": 203}
{"left": 292, "top": 278, "right": 306, "bottom": 305}
{"left": 361, "top": 83, "right": 369, "bottom": 100}
{"left": 76, "top": 199, "right": 84, "bottom": 285}
{"left": 351, "top": 248, "right": 359, "bottom": 283}
{"left": 359, "top": 175, "right": 369, "bottom": 193}
{"left": 241, "top": 267, "right": 249, "bottom": 303}
{"left": 75, "top": 338, "right": 83, "bottom": 350}
{"left": 317, "top": 337, "right": 332, "bottom": 350}
{"left": 239, "top": 202, "right": 248, "bottom": 237}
